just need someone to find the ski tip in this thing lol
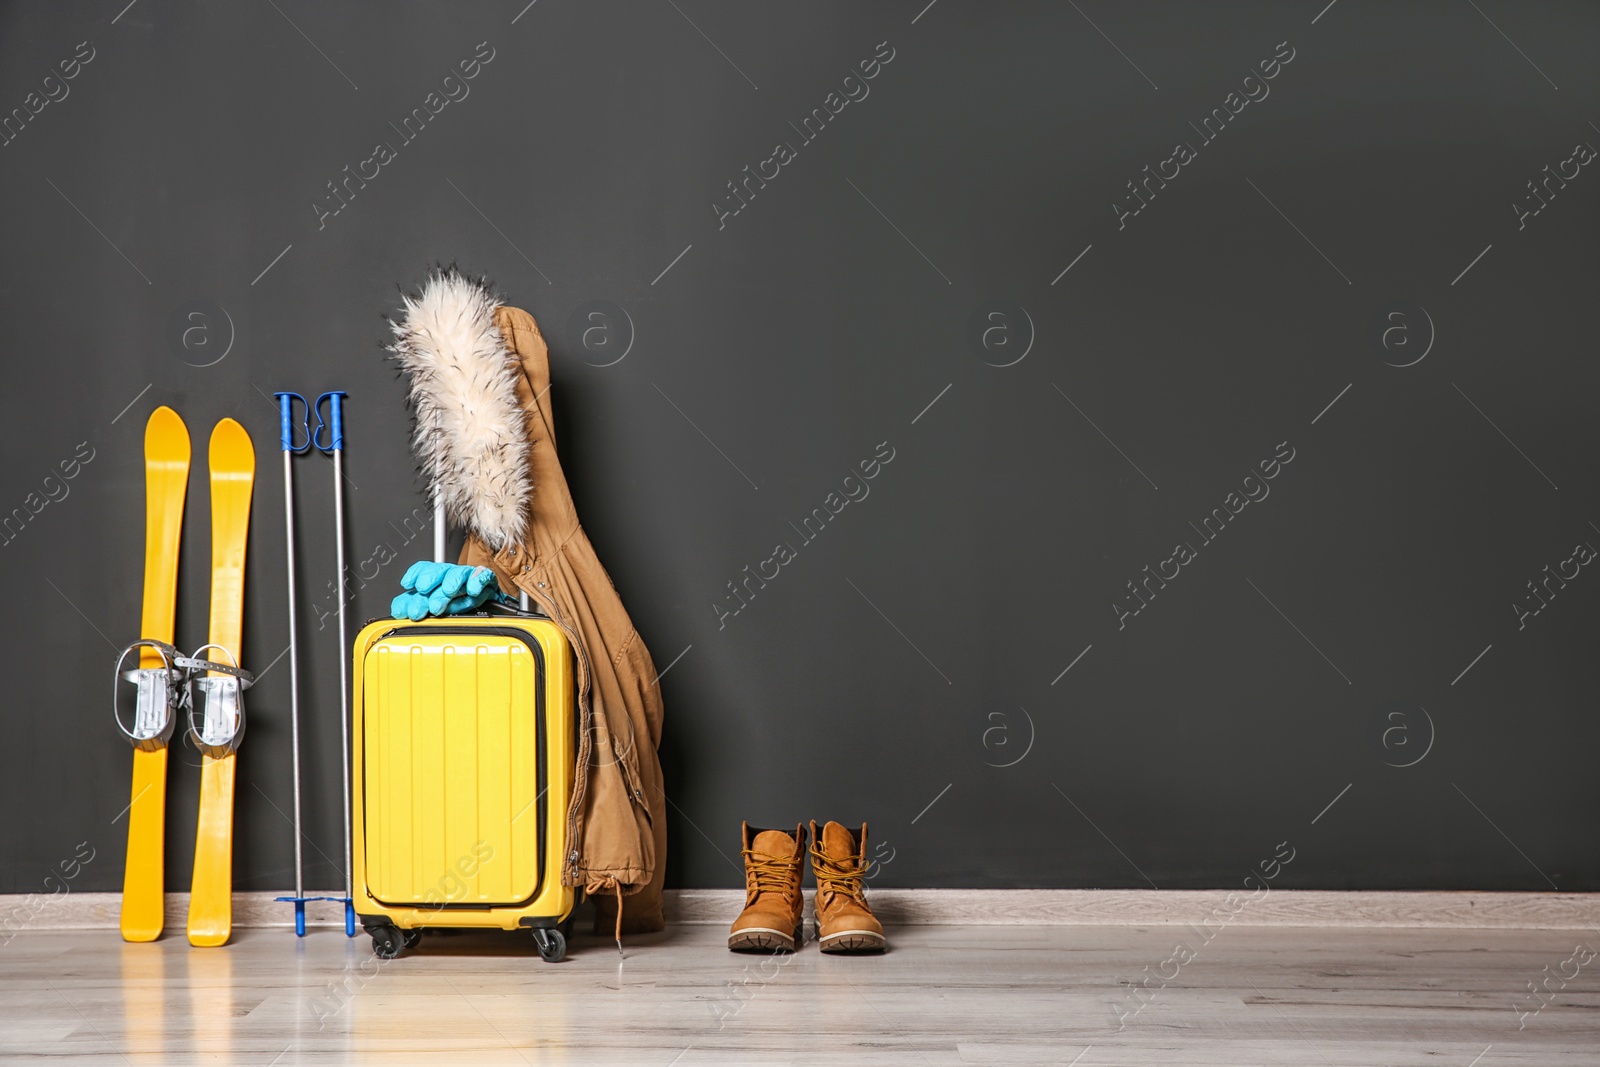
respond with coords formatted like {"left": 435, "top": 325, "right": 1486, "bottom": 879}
{"left": 145, "top": 406, "right": 191, "bottom": 463}
{"left": 209, "top": 417, "right": 256, "bottom": 475}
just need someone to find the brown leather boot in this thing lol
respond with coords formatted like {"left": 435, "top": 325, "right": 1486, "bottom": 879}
{"left": 728, "top": 822, "right": 806, "bottom": 953}
{"left": 809, "top": 821, "right": 887, "bottom": 954}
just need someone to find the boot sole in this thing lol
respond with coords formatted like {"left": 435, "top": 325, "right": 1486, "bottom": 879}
{"left": 727, "top": 925, "right": 801, "bottom": 953}
{"left": 818, "top": 929, "right": 887, "bottom": 954}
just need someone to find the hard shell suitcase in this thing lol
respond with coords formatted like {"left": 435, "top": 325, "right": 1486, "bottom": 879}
{"left": 350, "top": 613, "right": 577, "bottom": 961}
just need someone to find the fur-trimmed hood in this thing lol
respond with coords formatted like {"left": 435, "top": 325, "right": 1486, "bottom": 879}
{"left": 386, "top": 266, "right": 531, "bottom": 551}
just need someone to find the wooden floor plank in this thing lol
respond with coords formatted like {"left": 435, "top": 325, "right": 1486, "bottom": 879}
{"left": 1, "top": 924, "right": 1595, "bottom": 1064}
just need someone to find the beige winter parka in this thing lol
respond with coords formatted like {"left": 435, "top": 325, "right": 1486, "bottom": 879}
{"left": 459, "top": 305, "right": 667, "bottom": 935}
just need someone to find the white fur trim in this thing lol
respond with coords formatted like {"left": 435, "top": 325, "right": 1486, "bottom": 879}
{"left": 387, "top": 267, "right": 530, "bottom": 551}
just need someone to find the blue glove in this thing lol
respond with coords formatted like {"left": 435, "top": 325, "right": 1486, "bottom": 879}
{"left": 391, "top": 563, "right": 504, "bottom": 620}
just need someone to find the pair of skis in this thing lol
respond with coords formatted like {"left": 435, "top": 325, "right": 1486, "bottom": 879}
{"left": 117, "top": 407, "right": 254, "bottom": 946}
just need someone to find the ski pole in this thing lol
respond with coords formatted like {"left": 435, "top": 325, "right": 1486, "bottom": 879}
{"left": 314, "top": 391, "right": 357, "bottom": 938}
{"left": 272, "top": 393, "right": 312, "bottom": 936}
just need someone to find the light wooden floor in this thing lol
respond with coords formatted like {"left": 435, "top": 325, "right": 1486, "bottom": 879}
{"left": 2, "top": 923, "right": 1595, "bottom": 1064}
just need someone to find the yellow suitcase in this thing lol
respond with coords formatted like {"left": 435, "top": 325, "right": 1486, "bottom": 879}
{"left": 350, "top": 614, "right": 576, "bottom": 961}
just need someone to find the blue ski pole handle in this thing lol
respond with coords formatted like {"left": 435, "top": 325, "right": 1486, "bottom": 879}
{"left": 314, "top": 391, "right": 346, "bottom": 454}
{"left": 274, "top": 392, "right": 312, "bottom": 454}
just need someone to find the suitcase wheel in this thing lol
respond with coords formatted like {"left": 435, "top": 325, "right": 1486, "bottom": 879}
{"left": 531, "top": 927, "right": 566, "bottom": 963}
{"left": 368, "top": 924, "right": 411, "bottom": 960}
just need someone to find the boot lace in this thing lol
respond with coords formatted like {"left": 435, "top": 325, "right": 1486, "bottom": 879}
{"left": 809, "top": 847, "right": 867, "bottom": 905}
{"left": 743, "top": 852, "right": 800, "bottom": 903}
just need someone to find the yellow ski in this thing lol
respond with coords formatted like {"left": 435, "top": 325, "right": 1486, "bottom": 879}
{"left": 119, "top": 407, "right": 190, "bottom": 943}
{"left": 187, "top": 418, "right": 254, "bottom": 947}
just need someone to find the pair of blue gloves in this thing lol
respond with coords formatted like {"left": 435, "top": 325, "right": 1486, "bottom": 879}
{"left": 391, "top": 562, "right": 511, "bottom": 621}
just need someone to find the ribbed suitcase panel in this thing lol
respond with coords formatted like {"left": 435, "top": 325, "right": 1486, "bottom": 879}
{"left": 364, "top": 636, "right": 541, "bottom": 907}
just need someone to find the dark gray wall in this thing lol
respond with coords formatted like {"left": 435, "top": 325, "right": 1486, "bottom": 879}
{"left": 2, "top": 1, "right": 1596, "bottom": 898}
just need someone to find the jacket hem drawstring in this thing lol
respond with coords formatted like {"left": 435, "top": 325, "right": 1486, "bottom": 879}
{"left": 610, "top": 876, "right": 625, "bottom": 955}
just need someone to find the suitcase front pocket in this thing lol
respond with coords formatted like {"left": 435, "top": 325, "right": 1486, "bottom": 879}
{"left": 362, "top": 628, "right": 547, "bottom": 909}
